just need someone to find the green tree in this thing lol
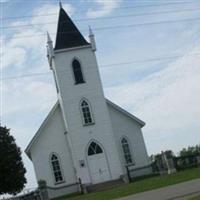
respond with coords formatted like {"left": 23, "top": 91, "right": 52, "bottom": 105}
{"left": 0, "top": 126, "right": 26, "bottom": 195}
{"left": 180, "top": 145, "right": 200, "bottom": 156}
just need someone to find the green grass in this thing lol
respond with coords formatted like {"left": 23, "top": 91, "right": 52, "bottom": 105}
{"left": 188, "top": 196, "right": 200, "bottom": 200}
{"left": 56, "top": 167, "right": 200, "bottom": 200}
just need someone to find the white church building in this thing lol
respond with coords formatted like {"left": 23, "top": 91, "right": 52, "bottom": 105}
{"left": 25, "top": 4, "right": 150, "bottom": 198}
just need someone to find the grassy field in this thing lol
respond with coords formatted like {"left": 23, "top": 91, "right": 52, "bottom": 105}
{"left": 56, "top": 167, "right": 200, "bottom": 200}
{"left": 189, "top": 196, "right": 200, "bottom": 200}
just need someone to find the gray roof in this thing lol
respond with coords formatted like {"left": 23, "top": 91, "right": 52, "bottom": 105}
{"left": 54, "top": 7, "right": 89, "bottom": 50}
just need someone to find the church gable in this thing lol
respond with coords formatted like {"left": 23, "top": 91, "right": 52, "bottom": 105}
{"left": 26, "top": 99, "right": 145, "bottom": 158}
{"left": 106, "top": 99, "right": 145, "bottom": 127}
{"left": 25, "top": 101, "right": 77, "bottom": 189}
{"left": 25, "top": 4, "right": 150, "bottom": 194}
{"left": 25, "top": 101, "right": 62, "bottom": 159}
{"left": 107, "top": 100, "right": 149, "bottom": 170}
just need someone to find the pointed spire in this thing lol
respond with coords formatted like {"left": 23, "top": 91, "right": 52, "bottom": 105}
{"left": 46, "top": 32, "right": 54, "bottom": 68}
{"left": 55, "top": 5, "right": 89, "bottom": 50}
{"left": 59, "top": 0, "right": 62, "bottom": 9}
{"left": 89, "top": 26, "right": 93, "bottom": 36}
{"left": 47, "top": 31, "right": 52, "bottom": 43}
{"left": 89, "top": 26, "right": 96, "bottom": 52}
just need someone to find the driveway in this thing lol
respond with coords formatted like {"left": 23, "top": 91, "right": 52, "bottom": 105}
{"left": 117, "top": 179, "right": 200, "bottom": 200}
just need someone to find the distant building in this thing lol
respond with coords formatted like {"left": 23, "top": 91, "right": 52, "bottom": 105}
{"left": 25, "top": 3, "right": 150, "bottom": 199}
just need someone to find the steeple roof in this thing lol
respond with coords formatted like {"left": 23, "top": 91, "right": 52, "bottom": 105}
{"left": 54, "top": 7, "right": 89, "bottom": 50}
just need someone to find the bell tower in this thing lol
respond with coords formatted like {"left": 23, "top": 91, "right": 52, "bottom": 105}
{"left": 47, "top": 4, "right": 123, "bottom": 184}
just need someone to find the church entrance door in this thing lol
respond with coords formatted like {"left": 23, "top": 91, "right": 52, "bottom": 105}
{"left": 87, "top": 141, "right": 111, "bottom": 184}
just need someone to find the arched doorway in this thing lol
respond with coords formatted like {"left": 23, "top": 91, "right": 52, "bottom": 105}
{"left": 87, "top": 141, "right": 111, "bottom": 184}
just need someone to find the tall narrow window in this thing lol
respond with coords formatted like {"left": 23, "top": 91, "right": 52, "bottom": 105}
{"left": 80, "top": 99, "right": 94, "bottom": 125}
{"left": 72, "top": 59, "right": 84, "bottom": 84}
{"left": 50, "top": 154, "right": 64, "bottom": 184}
{"left": 121, "top": 138, "right": 133, "bottom": 165}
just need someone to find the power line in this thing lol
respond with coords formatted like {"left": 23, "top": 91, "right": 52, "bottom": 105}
{"left": 3, "top": 16, "right": 200, "bottom": 39}
{"left": 100, "top": 53, "right": 200, "bottom": 67}
{"left": 1, "top": 7, "right": 200, "bottom": 30}
{"left": 1, "top": 1, "right": 200, "bottom": 21}
{"left": 94, "top": 17, "right": 200, "bottom": 30}
{"left": 1, "top": 53, "right": 200, "bottom": 81}
{"left": 1, "top": 71, "right": 52, "bottom": 80}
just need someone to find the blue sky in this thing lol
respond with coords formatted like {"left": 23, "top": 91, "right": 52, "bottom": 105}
{"left": 1, "top": 0, "right": 200, "bottom": 189}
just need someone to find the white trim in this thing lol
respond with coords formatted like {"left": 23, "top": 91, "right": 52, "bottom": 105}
{"left": 120, "top": 136, "right": 135, "bottom": 166}
{"left": 106, "top": 99, "right": 145, "bottom": 127}
{"left": 49, "top": 152, "right": 65, "bottom": 185}
{"left": 54, "top": 45, "right": 91, "bottom": 53}
{"left": 25, "top": 101, "right": 59, "bottom": 159}
{"left": 79, "top": 98, "right": 95, "bottom": 126}
{"left": 85, "top": 139, "right": 112, "bottom": 184}
{"left": 71, "top": 57, "right": 86, "bottom": 84}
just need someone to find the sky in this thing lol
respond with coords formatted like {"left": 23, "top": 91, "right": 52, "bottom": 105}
{"left": 1, "top": 0, "right": 200, "bottom": 190}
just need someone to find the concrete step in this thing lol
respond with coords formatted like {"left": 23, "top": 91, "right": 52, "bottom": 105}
{"left": 87, "top": 179, "right": 125, "bottom": 193}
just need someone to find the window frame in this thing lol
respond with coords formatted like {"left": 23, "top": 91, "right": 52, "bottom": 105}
{"left": 88, "top": 141, "right": 103, "bottom": 156}
{"left": 80, "top": 98, "right": 95, "bottom": 126}
{"left": 50, "top": 153, "right": 65, "bottom": 185}
{"left": 121, "top": 137, "right": 134, "bottom": 166}
{"left": 72, "top": 58, "right": 85, "bottom": 85}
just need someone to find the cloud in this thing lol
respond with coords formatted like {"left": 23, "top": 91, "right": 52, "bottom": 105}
{"left": 2, "top": 0, "right": 200, "bottom": 190}
{"left": 0, "top": 0, "right": 9, "bottom": 2}
{"left": 2, "top": 45, "right": 26, "bottom": 69}
{"left": 31, "top": 3, "right": 74, "bottom": 32}
{"left": 2, "top": 77, "right": 57, "bottom": 189}
{"left": 86, "top": 0, "right": 122, "bottom": 18}
{"left": 1, "top": 3, "right": 74, "bottom": 189}
{"left": 2, "top": 3, "right": 74, "bottom": 70}
{"left": 3, "top": 80, "right": 56, "bottom": 117}
{"left": 105, "top": 45, "right": 200, "bottom": 154}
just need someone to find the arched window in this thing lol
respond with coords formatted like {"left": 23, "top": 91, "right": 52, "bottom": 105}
{"left": 50, "top": 154, "right": 64, "bottom": 184}
{"left": 80, "top": 99, "right": 94, "bottom": 125}
{"left": 121, "top": 138, "right": 133, "bottom": 165}
{"left": 72, "top": 59, "right": 84, "bottom": 84}
{"left": 88, "top": 142, "right": 103, "bottom": 156}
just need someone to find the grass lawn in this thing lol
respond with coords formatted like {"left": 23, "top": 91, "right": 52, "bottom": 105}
{"left": 188, "top": 196, "right": 200, "bottom": 200}
{"left": 56, "top": 167, "right": 200, "bottom": 200}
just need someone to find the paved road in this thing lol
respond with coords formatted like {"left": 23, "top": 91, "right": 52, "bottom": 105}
{"left": 117, "top": 179, "right": 200, "bottom": 200}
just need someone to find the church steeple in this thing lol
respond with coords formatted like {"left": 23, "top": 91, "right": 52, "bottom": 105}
{"left": 59, "top": 0, "right": 62, "bottom": 9}
{"left": 54, "top": 5, "right": 89, "bottom": 50}
{"left": 89, "top": 26, "right": 96, "bottom": 52}
{"left": 46, "top": 32, "right": 54, "bottom": 68}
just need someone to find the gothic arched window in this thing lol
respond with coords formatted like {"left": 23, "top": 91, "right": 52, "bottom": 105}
{"left": 88, "top": 142, "right": 103, "bottom": 156}
{"left": 72, "top": 59, "right": 85, "bottom": 84}
{"left": 50, "top": 153, "right": 64, "bottom": 184}
{"left": 80, "top": 99, "right": 94, "bottom": 125}
{"left": 121, "top": 138, "right": 133, "bottom": 165}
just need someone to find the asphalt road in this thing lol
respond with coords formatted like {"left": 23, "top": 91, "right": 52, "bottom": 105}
{"left": 117, "top": 179, "right": 200, "bottom": 200}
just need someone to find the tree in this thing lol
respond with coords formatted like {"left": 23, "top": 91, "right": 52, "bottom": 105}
{"left": 0, "top": 126, "right": 26, "bottom": 195}
{"left": 180, "top": 145, "right": 200, "bottom": 157}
